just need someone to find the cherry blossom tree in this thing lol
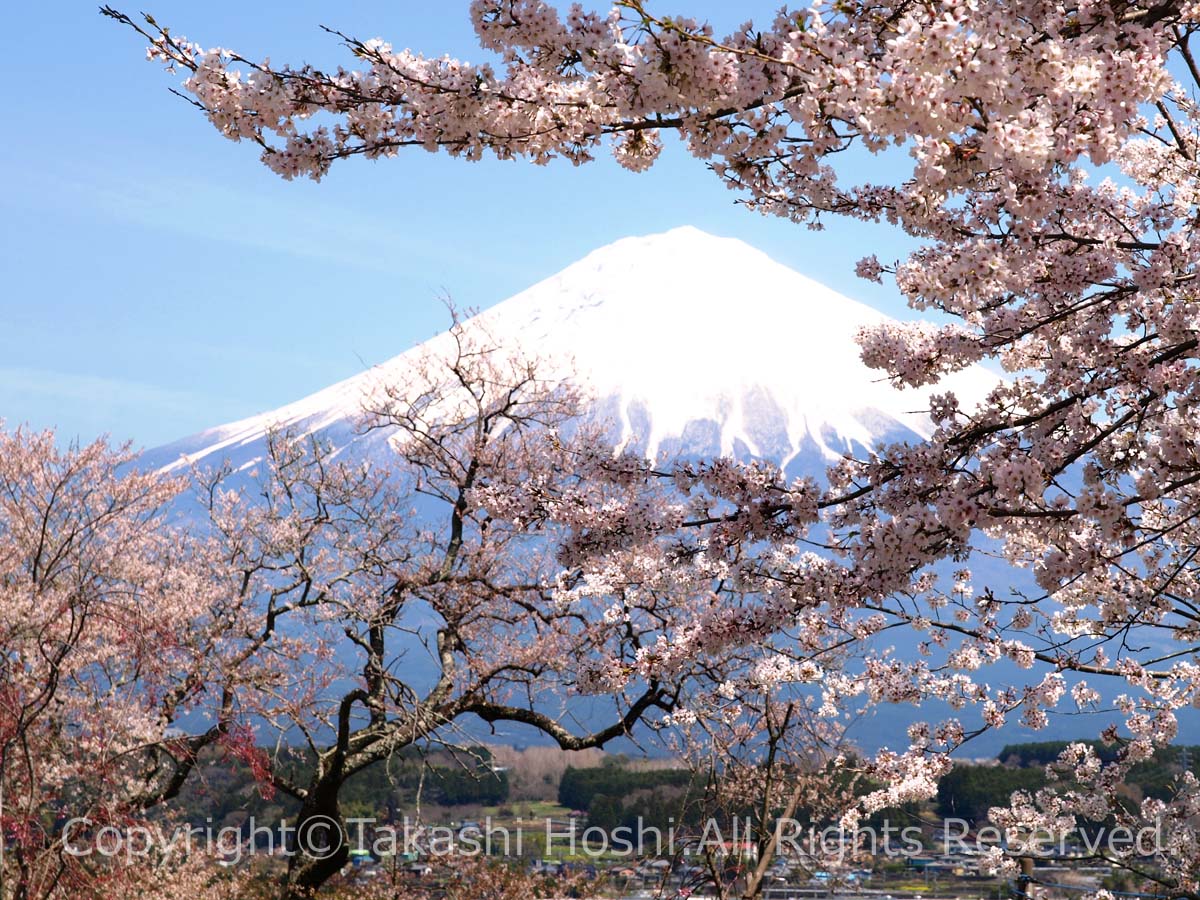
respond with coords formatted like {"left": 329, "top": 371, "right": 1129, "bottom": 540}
{"left": 0, "top": 428, "right": 272, "bottom": 899}
{"left": 0, "top": 329, "right": 721, "bottom": 900}
{"left": 105, "top": 0, "right": 1200, "bottom": 894}
{"left": 183, "top": 320, "right": 701, "bottom": 899}
{"left": 669, "top": 692, "right": 866, "bottom": 900}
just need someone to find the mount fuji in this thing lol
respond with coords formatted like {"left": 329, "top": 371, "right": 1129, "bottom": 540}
{"left": 145, "top": 227, "right": 1176, "bottom": 754}
{"left": 144, "top": 226, "right": 998, "bottom": 475}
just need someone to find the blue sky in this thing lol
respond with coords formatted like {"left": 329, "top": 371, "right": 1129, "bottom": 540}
{"left": 2, "top": 2, "right": 913, "bottom": 448}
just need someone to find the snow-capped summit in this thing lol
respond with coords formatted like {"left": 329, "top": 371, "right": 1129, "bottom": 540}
{"left": 145, "top": 227, "right": 997, "bottom": 474}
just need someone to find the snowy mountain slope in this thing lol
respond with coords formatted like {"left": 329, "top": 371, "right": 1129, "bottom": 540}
{"left": 143, "top": 226, "right": 999, "bottom": 475}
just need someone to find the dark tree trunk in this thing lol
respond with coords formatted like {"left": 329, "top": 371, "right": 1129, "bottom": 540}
{"left": 280, "top": 777, "right": 350, "bottom": 900}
